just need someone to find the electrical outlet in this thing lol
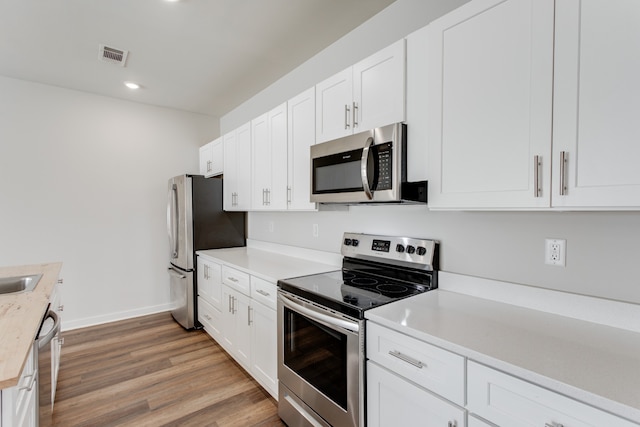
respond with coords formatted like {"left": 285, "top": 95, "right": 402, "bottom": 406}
{"left": 545, "top": 238, "right": 566, "bottom": 266}
{"left": 312, "top": 224, "right": 319, "bottom": 238}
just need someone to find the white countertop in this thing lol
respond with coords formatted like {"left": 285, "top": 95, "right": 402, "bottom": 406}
{"left": 197, "top": 244, "right": 339, "bottom": 283}
{"left": 366, "top": 286, "right": 640, "bottom": 423}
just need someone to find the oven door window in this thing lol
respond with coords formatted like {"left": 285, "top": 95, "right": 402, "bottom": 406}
{"left": 283, "top": 306, "right": 348, "bottom": 409}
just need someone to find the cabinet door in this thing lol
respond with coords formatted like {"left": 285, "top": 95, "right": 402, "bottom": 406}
{"left": 235, "top": 122, "right": 252, "bottom": 211}
{"left": 367, "top": 362, "right": 466, "bottom": 427}
{"left": 250, "top": 300, "right": 277, "bottom": 398}
{"left": 316, "top": 68, "right": 353, "bottom": 143}
{"left": 287, "top": 88, "right": 317, "bottom": 211}
{"left": 406, "top": 25, "right": 429, "bottom": 183}
{"left": 467, "top": 361, "right": 638, "bottom": 427}
{"left": 199, "top": 142, "right": 213, "bottom": 177}
{"left": 197, "top": 257, "right": 222, "bottom": 310}
{"left": 251, "top": 112, "right": 270, "bottom": 210}
{"left": 353, "top": 40, "right": 406, "bottom": 133}
{"left": 210, "top": 137, "right": 224, "bottom": 176}
{"left": 223, "top": 130, "right": 238, "bottom": 210}
{"left": 427, "top": 0, "right": 555, "bottom": 209}
{"left": 233, "top": 290, "right": 252, "bottom": 370}
{"left": 268, "top": 103, "right": 288, "bottom": 210}
{"left": 552, "top": 0, "right": 640, "bottom": 208}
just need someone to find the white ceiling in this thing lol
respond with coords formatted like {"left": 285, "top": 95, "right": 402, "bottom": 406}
{"left": 0, "top": 0, "right": 395, "bottom": 117}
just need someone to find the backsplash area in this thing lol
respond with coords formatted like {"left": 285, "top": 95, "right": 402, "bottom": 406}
{"left": 248, "top": 205, "right": 640, "bottom": 305}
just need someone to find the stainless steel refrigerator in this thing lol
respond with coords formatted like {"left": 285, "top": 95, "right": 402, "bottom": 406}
{"left": 167, "top": 174, "right": 245, "bottom": 329}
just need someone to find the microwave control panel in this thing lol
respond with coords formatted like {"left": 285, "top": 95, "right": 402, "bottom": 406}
{"left": 375, "top": 142, "right": 392, "bottom": 190}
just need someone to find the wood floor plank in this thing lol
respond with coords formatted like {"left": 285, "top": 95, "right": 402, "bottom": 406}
{"left": 52, "top": 312, "right": 285, "bottom": 427}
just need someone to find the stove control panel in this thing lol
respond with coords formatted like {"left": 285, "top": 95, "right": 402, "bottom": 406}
{"left": 341, "top": 232, "right": 438, "bottom": 271}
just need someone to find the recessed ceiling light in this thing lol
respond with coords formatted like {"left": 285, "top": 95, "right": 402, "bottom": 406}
{"left": 124, "top": 82, "right": 140, "bottom": 90}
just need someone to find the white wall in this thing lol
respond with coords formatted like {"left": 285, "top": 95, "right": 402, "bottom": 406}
{"left": 0, "top": 76, "right": 217, "bottom": 330}
{"left": 223, "top": 0, "right": 640, "bottom": 306}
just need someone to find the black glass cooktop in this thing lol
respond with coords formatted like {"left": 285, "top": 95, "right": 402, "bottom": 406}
{"left": 278, "top": 259, "right": 436, "bottom": 319}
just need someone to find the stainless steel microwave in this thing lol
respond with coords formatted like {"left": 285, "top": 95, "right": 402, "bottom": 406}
{"left": 310, "top": 122, "right": 427, "bottom": 204}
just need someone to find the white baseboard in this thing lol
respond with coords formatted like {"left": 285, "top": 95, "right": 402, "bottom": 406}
{"left": 62, "top": 303, "right": 173, "bottom": 332}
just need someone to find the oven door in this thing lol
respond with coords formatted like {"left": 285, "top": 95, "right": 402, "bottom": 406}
{"left": 277, "top": 290, "right": 363, "bottom": 427}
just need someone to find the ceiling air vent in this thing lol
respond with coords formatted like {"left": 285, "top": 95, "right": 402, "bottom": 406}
{"left": 98, "top": 44, "right": 129, "bottom": 67}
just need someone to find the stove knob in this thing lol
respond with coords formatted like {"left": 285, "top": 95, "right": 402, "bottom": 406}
{"left": 352, "top": 239, "right": 359, "bottom": 247}
{"left": 396, "top": 244, "right": 405, "bottom": 253}
{"left": 406, "top": 245, "right": 416, "bottom": 254}
{"left": 416, "top": 246, "right": 427, "bottom": 256}
{"left": 344, "top": 238, "right": 352, "bottom": 246}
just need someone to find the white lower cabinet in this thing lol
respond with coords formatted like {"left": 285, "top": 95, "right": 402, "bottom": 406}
{"left": 367, "top": 361, "right": 465, "bottom": 427}
{"left": 1, "top": 345, "right": 37, "bottom": 427}
{"left": 196, "top": 256, "right": 278, "bottom": 399}
{"left": 250, "top": 299, "right": 277, "bottom": 396}
{"left": 367, "top": 321, "right": 639, "bottom": 427}
{"left": 221, "top": 285, "right": 251, "bottom": 370}
{"left": 467, "top": 361, "right": 638, "bottom": 427}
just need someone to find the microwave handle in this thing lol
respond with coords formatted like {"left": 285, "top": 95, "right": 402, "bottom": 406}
{"left": 360, "top": 137, "right": 374, "bottom": 200}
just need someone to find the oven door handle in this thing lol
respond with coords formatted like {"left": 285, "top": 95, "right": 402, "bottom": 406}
{"left": 360, "top": 136, "right": 374, "bottom": 200}
{"left": 279, "top": 293, "right": 360, "bottom": 333}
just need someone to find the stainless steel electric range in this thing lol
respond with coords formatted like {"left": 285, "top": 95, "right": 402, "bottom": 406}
{"left": 277, "top": 232, "right": 439, "bottom": 427}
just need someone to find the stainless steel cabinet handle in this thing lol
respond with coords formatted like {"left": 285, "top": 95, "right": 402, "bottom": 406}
{"left": 227, "top": 277, "right": 238, "bottom": 283}
{"left": 545, "top": 423, "right": 564, "bottom": 427}
{"left": 228, "top": 295, "right": 232, "bottom": 313}
{"left": 352, "top": 102, "right": 358, "bottom": 128}
{"left": 388, "top": 350, "right": 425, "bottom": 369}
{"left": 232, "top": 296, "right": 237, "bottom": 314}
{"left": 534, "top": 155, "right": 541, "bottom": 197}
{"left": 344, "top": 104, "right": 351, "bottom": 129}
{"left": 559, "top": 151, "right": 568, "bottom": 196}
{"left": 204, "top": 314, "right": 212, "bottom": 321}
{"left": 448, "top": 422, "right": 457, "bottom": 427}
{"left": 262, "top": 188, "right": 266, "bottom": 205}
{"left": 256, "top": 289, "right": 270, "bottom": 297}
{"left": 58, "top": 304, "right": 64, "bottom": 311}
{"left": 57, "top": 278, "right": 64, "bottom": 284}
{"left": 287, "top": 186, "right": 291, "bottom": 204}
{"left": 206, "top": 160, "right": 212, "bottom": 172}
{"left": 248, "top": 306, "right": 253, "bottom": 325}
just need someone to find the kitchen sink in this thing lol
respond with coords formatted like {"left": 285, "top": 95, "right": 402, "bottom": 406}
{"left": 0, "top": 274, "right": 42, "bottom": 294}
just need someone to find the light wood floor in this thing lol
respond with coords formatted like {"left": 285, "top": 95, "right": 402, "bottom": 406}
{"left": 52, "top": 312, "right": 285, "bottom": 427}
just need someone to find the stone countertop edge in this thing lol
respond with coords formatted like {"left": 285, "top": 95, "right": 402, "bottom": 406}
{"left": 196, "top": 246, "right": 341, "bottom": 283}
{"left": 0, "top": 262, "right": 62, "bottom": 389}
{"left": 365, "top": 289, "right": 640, "bottom": 425}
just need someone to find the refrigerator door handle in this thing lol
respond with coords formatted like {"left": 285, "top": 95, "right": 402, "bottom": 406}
{"left": 168, "top": 184, "right": 179, "bottom": 259}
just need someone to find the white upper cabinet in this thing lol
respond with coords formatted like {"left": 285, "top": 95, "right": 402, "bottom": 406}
{"left": 223, "top": 122, "right": 251, "bottom": 211}
{"left": 199, "top": 137, "right": 223, "bottom": 177}
{"left": 552, "top": 0, "right": 640, "bottom": 208}
{"left": 427, "top": 0, "right": 555, "bottom": 209}
{"left": 251, "top": 103, "right": 288, "bottom": 210}
{"left": 427, "top": 0, "right": 640, "bottom": 210}
{"left": 287, "top": 87, "right": 317, "bottom": 211}
{"left": 316, "top": 40, "right": 406, "bottom": 143}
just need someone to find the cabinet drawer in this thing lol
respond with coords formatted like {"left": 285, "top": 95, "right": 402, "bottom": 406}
{"left": 467, "top": 361, "right": 638, "bottom": 427}
{"left": 366, "top": 322, "right": 465, "bottom": 405}
{"left": 250, "top": 277, "right": 277, "bottom": 309}
{"left": 222, "top": 265, "right": 250, "bottom": 296}
{"left": 367, "top": 361, "right": 465, "bottom": 427}
{"left": 198, "top": 296, "right": 223, "bottom": 343}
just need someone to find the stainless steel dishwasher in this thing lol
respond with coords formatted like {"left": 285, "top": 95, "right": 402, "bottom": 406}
{"left": 37, "top": 308, "right": 61, "bottom": 427}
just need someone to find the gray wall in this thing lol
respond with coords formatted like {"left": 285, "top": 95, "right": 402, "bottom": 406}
{"left": 0, "top": 76, "right": 217, "bottom": 329}
{"left": 222, "top": 0, "right": 640, "bottom": 305}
